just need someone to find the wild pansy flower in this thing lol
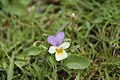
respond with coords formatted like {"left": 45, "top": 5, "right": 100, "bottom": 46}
{"left": 47, "top": 32, "right": 70, "bottom": 61}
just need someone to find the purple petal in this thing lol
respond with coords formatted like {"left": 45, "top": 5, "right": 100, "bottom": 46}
{"left": 47, "top": 36, "right": 57, "bottom": 46}
{"left": 56, "top": 32, "right": 64, "bottom": 45}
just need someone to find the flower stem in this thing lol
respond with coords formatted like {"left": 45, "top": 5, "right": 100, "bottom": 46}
{"left": 70, "top": 13, "right": 77, "bottom": 38}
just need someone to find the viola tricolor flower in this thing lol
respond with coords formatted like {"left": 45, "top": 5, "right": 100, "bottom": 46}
{"left": 47, "top": 32, "right": 70, "bottom": 61}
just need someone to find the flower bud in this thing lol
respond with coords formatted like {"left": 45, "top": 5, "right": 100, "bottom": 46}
{"left": 70, "top": 13, "right": 77, "bottom": 20}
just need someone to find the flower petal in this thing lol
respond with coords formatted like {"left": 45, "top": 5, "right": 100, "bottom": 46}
{"left": 56, "top": 32, "right": 64, "bottom": 45}
{"left": 59, "top": 42, "right": 70, "bottom": 49}
{"left": 48, "top": 46, "right": 57, "bottom": 54}
{"left": 47, "top": 36, "right": 57, "bottom": 46}
{"left": 55, "top": 50, "right": 68, "bottom": 61}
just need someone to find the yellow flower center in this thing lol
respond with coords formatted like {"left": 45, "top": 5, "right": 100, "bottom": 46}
{"left": 56, "top": 48, "right": 63, "bottom": 55}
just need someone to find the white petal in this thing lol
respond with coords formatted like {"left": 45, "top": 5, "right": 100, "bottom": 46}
{"left": 55, "top": 50, "right": 68, "bottom": 61}
{"left": 48, "top": 46, "right": 56, "bottom": 54}
{"left": 59, "top": 42, "right": 70, "bottom": 49}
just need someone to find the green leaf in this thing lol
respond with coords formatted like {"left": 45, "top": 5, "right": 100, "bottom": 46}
{"left": 24, "top": 46, "right": 41, "bottom": 56}
{"left": 14, "top": 60, "right": 26, "bottom": 69}
{"left": 111, "top": 56, "right": 120, "bottom": 65}
{"left": 2, "top": 62, "right": 8, "bottom": 70}
{"left": 3, "top": 1, "right": 27, "bottom": 16}
{"left": 48, "top": 56, "right": 56, "bottom": 66}
{"left": 57, "top": 21, "right": 70, "bottom": 32}
{"left": 19, "top": 0, "right": 31, "bottom": 6}
{"left": 66, "top": 55, "right": 90, "bottom": 69}
{"left": 15, "top": 53, "right": 29, "bottom": 60}
{"left": 0, "top": 49, "right": 5, "bottom": 60}
{"left": 7, "top": 54, "right": 14, "bottom": 80}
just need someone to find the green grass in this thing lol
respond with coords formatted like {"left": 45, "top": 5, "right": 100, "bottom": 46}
{"left": 0, "top": 0, "right": 120, "bottom": 80}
